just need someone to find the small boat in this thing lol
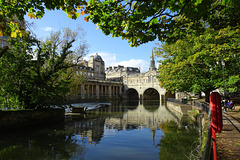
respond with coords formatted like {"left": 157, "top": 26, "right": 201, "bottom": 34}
{"left": 71, "top": 103, "right": 111, "bottom": 113}
{"left": 85, "top": 103, "right": 111, "bottom": 111}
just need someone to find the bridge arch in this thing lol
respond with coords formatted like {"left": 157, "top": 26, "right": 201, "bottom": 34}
{"left": 143, "top": 88, "right": 160, "bottom": 100}
{"left": 124, "top": 88, "right": 139, "bottom": 100}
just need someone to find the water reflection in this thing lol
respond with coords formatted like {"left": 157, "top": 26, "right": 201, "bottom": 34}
{"left": 159, "top": 120, "right": 199, "bottom": 160}
{"left": 0, "top": 100, "right": 199, "bottom": 160}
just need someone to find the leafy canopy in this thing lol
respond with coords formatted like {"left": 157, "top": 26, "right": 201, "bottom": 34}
{"left": 86, "top": 0, "right": 239, "bottom": 46}
{"left": 1, "top": 0, "right": 238, "bottom": 45}
{"left": 0, "top": 0, "right": 87, "bottom": 38}
{"left": 155, "top": 26, "right": 240, "bottom": 101}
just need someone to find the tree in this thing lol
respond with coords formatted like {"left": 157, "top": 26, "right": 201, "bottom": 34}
{"left": 2, "top": 0, "right": 239, "bottom": 48}
{"left": 86, "top": 0, "right": 240, "bottom": 46}
{"left": 155, "top": 26, "right": 240, "bottom": 102}
{"left": 1, "top": 0, "right": 239, "bottom": 47}
{"left": 0, "top": 0, "right": 87, "bottom": 37}
{"left": 0, "top": 36, "right": 33, "bottom": 109}
{"left": 0, "top": 0, "right": 87, "bottom": 58}
{"left": 0, "top": 28, "right": 88, "bottom": 109}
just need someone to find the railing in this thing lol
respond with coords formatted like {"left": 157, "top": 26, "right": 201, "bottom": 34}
{"left": 193, "top": 101, "right": 212, "bottom": 160}
{"left": 193, "top": 101, "right": 211, "bottom": 116}
{"left": 167, "top": 98, "right": 184, "bottom": 104}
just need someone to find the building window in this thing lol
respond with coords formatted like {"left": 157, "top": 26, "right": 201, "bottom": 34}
{"left": 149, "top": 75, "right": 152, "bottom": 82}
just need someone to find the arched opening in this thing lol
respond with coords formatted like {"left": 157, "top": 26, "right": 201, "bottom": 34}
{"left": 143, "top": 88, "right": 160, "bottom": 100}
{"left": 124, "top": 88, "right": 139, "bottom": 100}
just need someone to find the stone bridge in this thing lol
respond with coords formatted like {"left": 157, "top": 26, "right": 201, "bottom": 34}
{"left": 74, "top": 52, "right": 174, "bottom": 101}
{"left": 74, "top": 77, "right": 171, "bottom": 101}
{"left": 74, "top": 71, "right": 173, "bottom": 101}
{"left": 121, "top": 70, "right": 173, "bottom": 101}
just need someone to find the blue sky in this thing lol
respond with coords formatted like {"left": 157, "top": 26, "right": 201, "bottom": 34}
{"left": 24, "top": 10, "right": 160, "bottom": 72}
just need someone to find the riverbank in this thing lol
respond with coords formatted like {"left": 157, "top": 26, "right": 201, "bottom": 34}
{"left": 167, "top": 99, "right": 240, "bottom": 160}
{"left": 0, "top": 108, "right": 65, "bottom": 130}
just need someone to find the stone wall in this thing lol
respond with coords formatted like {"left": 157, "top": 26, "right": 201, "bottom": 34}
{"left": 0, "top": 108, "right": 65, "bottom": 130}
{"left": 166, "top": 101, "right": 193, "bottom": 116}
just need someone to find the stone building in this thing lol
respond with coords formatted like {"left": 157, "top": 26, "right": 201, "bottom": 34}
{"left": 74, "top": 52, "right": 167, "bottom": 101}
{"left": 121, "top": 51, "right": 166, "bottom": 100}
{"left": 88, "top": 53, "right": 105, "bottom": 80}
{"left": 74, "top": 53, "right": 122, "bottom": 100}
{"left": 75, "top": 53, "right": 106, "bottom": 80}
{"left": 122, "top": 51, "right": 158, "bottom": 85}
{"left": 105, "top": 65, "right": 140, "bottom": 81}
{"left": 104, "top": 51, "right": 166, "bottom": 101}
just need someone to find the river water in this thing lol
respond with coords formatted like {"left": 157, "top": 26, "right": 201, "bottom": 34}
{"left": 0, "top": 100, "right": 199, "bottom": 160}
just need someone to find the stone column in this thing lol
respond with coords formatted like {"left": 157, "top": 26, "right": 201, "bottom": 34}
{"left": 109, "top": 85, "right": 112, "bottom": 97}
{"left": 91, "top": 85, "right": 93, "bottom": 97}
{"left": 96, "top": 85, "right": 99, "bottom": 99}
{"left": 119, "top": 85, "right": 122, "bottom": 95}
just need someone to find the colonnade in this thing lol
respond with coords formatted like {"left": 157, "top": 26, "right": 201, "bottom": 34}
{"left": 78, "top": 80, "right": 123, "bottom": 99}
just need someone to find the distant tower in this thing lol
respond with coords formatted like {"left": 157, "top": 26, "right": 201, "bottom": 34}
{"left": 88, "top": 53, "right": 106, "bottom": 80}
{"left": 149, "top": 50, "right": 156, "bottom": 71}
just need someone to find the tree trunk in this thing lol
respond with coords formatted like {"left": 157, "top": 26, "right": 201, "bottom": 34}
{"left": 198, "top": 91, "right": 202, "bottom": 99}
{"left": 204, "top": 91, "right": 210, "bottom": 103}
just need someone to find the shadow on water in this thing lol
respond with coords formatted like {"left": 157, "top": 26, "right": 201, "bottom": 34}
{"left": 0, "top": 122, "right": 86, "bottom": 160}
{"left": 143, "top": 100, "right": 160, "bottom": 112}
{"left": 118, "top": 99, "right": 139, "bottom": 110}
{"left": 0, "top": 100, "right": 200, "bottom": 160}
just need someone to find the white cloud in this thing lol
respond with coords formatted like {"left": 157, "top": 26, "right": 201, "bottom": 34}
{"left": 42, "top": 27, "right": 54, "bottom": 32}
{"left": 84, "top": 52, "right": 149, "bottom": 72}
